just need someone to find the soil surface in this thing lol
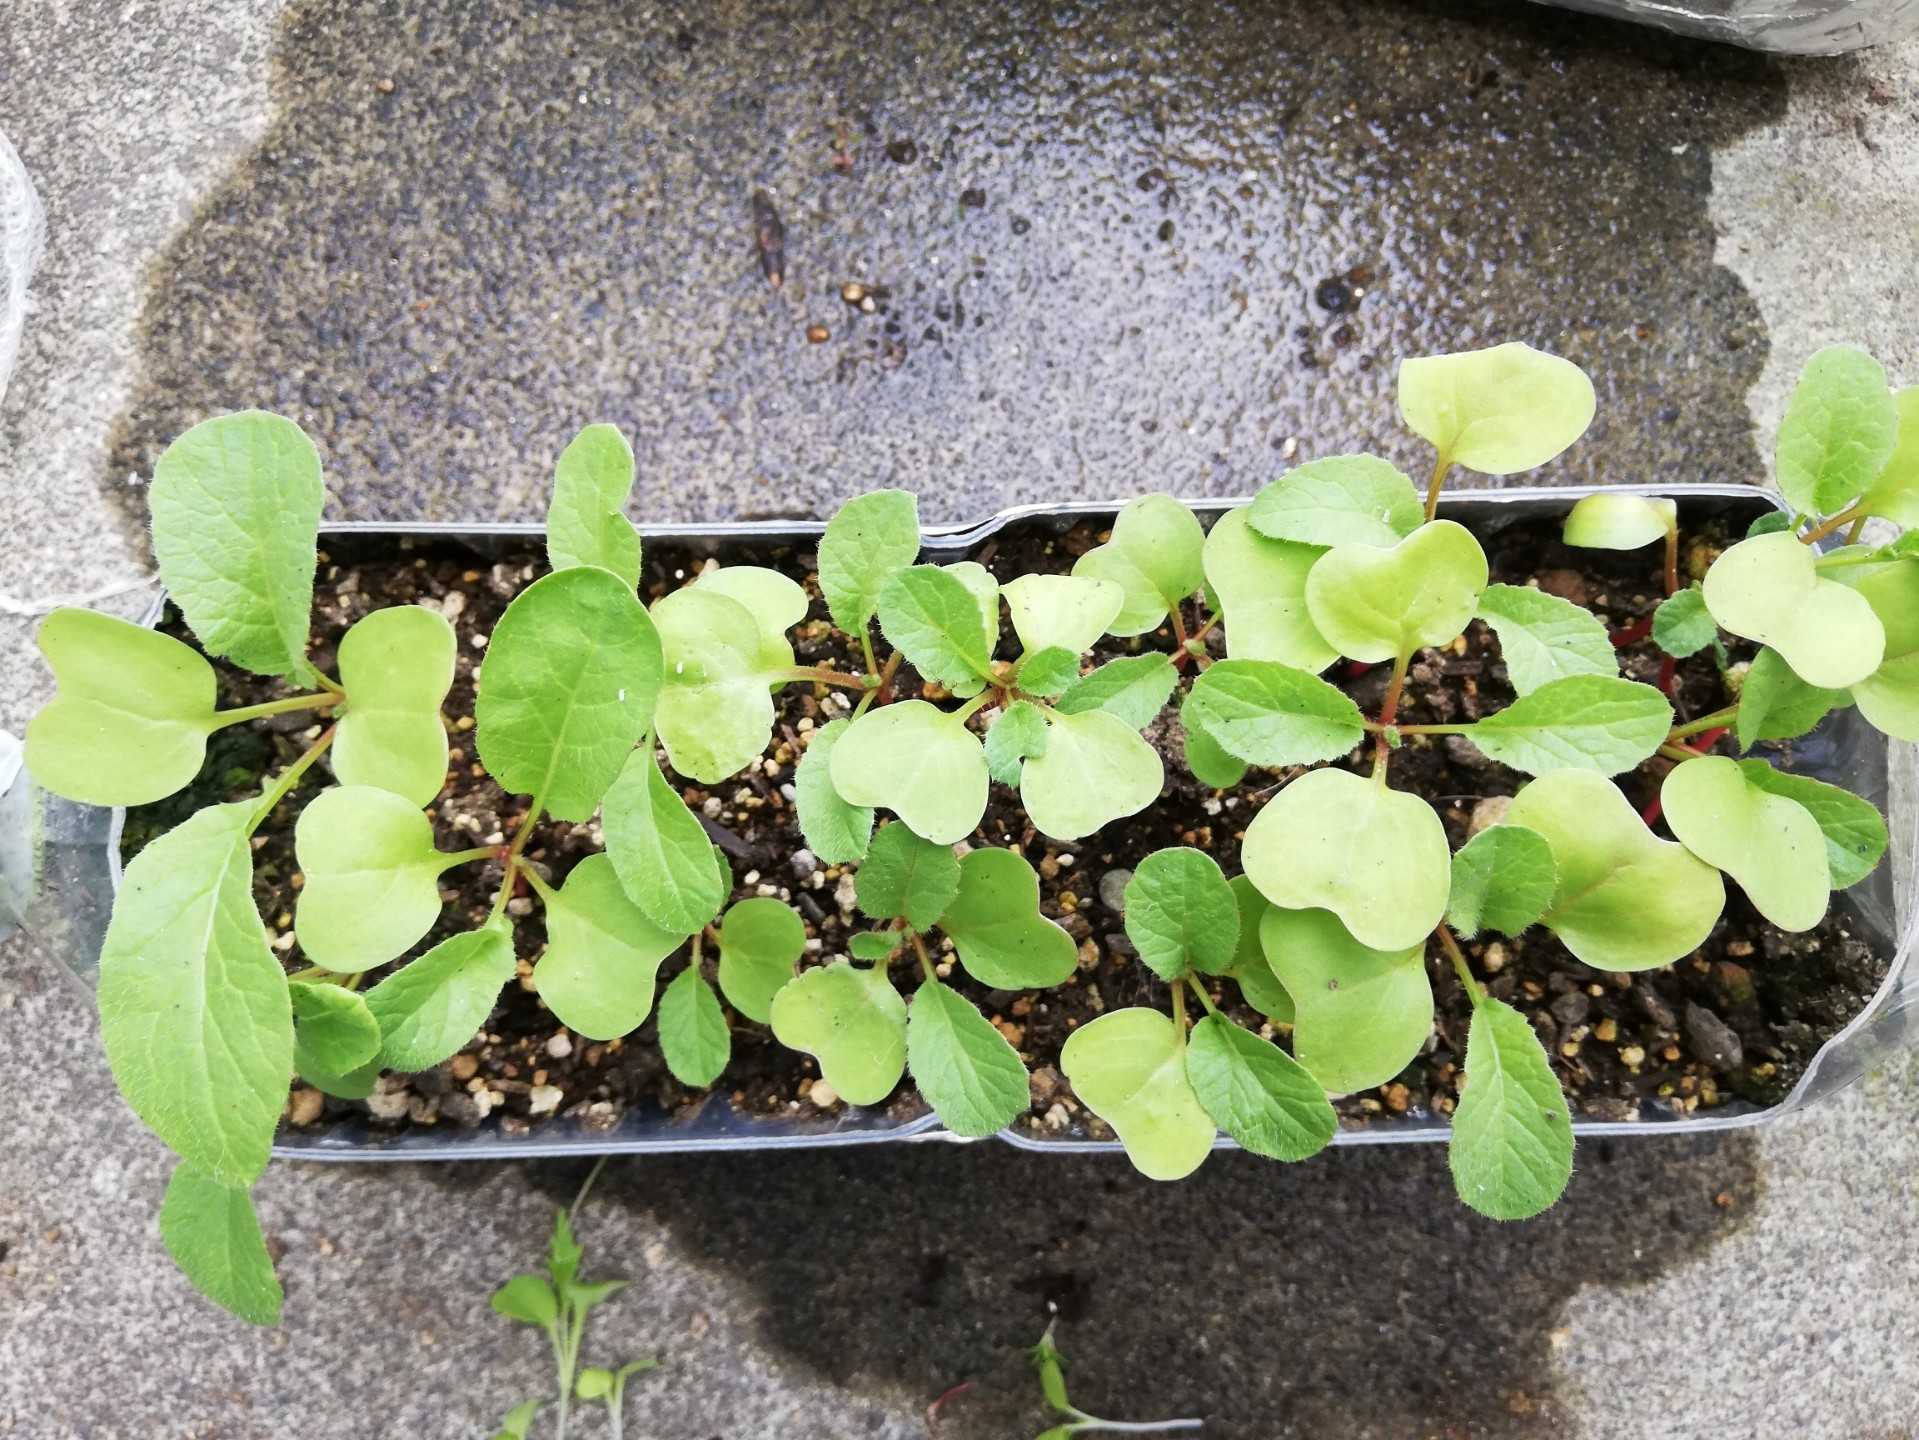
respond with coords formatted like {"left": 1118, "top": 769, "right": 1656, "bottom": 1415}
{"left": 122, "top": 501, "right": 1890, "bottom": 1149}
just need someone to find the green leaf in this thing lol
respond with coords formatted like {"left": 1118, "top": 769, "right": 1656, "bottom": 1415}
{"left": 1259, "top": 906, "right": 1431, "bottom": 1094}
{"left": 332, "top": 605, "right": 456, "bottom": 806}
{"left": 878, "top": 565, "right": 996, "bottom": 695}
{"left": 1447, "top": 825, "right": 1556, "bottom": 939}
{"left": 160, "top": 1162, "right": 282, "bottom": 1326}
{"left": 651, "top": 586, "right": 788, "bottom": 783}
{"left": 1186, "top": 1014, "right": 1336, "bottom": 1162}
{"left": 1015, "top": 646, "right": 1082, "bottom": 698}
{"left": 819, "top": 490, "right": 921, "bottom": 634}
{"left": 1775, "top": 344, "right": 1899, "bottom": 516}
{"left": 657, "top": 967, "right": 730, "bottom": 1087}
{"left": 1561, "top": 494, "right": 1676, "bottom": 550}
{"left": 1055, "top": 654, "right": 1178, "bottom": 729}
{"left": 1734, "top": 647, "right": 1849, "bottom": 749}
{"left": 693, "top": 564, "right": 811, "bottom": 644}
{"left": 476, "top": 567, "right": 663, "bottom": 819}
{"left": 149, "top": 411, "right": 322, "bottom": 678}
{"left": 293, "top": 785, "right": 452, "bottom": 972}
{"left": 532, "top": 854, "right": 686, "bottom": 1041}
{"left": 1448, "top": 996, "right": 1573, "bottom": 1221}
{"left": 288, "top": 981, "right": 381, "bottom": 1077}
{"left": 98, "top": 802, "right": 290, "bottom": 1184}
{"left": 1747, "top": 510, "right": 1795, "bottom": 539}
{"left": 938, "top": 847, "right": 1078, "bottom": 989}
{"left": 1651, "top": 586, "right": 1716, "bottom": 660}
{"left": 1181, "top": 659, "right": 1366, "bottom": 766}
{"left": 985, "top": 700, "right": 1050, "bottom": 786}
{"left": 1463, "top": 675, "right": 1673, "bottom": 776}
{"left": 830, "top": 701, "right": 988, "bottom": 845}
{"left": 1703, "top": 532, "right": 1884, "bottom": 689}
{"left": 794, "top": 718, "right": 874, "bottom": 864}
{"left": 1474, "top": 583, "right": 1617, "bottom": 694}
{"left": 492, "top": 1400, "right": 542, "bottom": 1440}
{"left": 1122, "top": 847, "right": 1240, "bottom": 981}
{"left": 1181, "top": 706, "right": 1249, "bottom": 789}
{"left": 1071, "top": 495, "right": 1207, "bottom": 636}
{"left": 1835, "top": 554, "right": 1919, "bottom": 740}
{"left": 365, "top": 921, "right": 516, "bottom": 1070}
{"left": 490, "top": 1273, "right": 560, "bottom": 1328}
{"left": 768, "top": 960, "right": 907, "bottom": 1105}
{"left": 1200, "top": 507, "right": 1337, "bottom": 672}
{"left": 1857, "top": 386, "right": 1919, "bottom": 526}
{"left": 1242, "top": 767, "right": 1450, "bottom": 951}
{"left": 24, "top": 609, "right": 218, "bottom": 806}
{"left": 716, "top": 897, "right": 806, "bottom": 1023}
{"left": 1662, "top": 756, "right": 1831, "bottom": 932}
{"left": 1060, "top": 1008, "right": 1214, "bottom": 1181}
{"left": 1736, "top": 760, "right": 1886, "bottom": 890}
{"left": 602, "top": 748, "right": 727, "bottom": 934}
{"left": 1002, "top": 574, "right": 1124, "bottom": 657}
{"left": 1019, "top": 708, "right": 1164, "bottom": 841}
{"left": 1248, "top": 454, "right": 1423, "bottom": 548}
{"left": 547, "top": 1208, "right": 582, "bottom": 1288}
{"left": 848, "top": 931, "right": 899, "bottom": 962}
{"left": 575, "top": 1368, "right": 613, "bottom": 1402}
{"left": 300, "top": 1058, "right": 377, "bottom": 1102}
{"left": 944, "top": 561, "right": 1004, "bottom": 661}
{"left": 1397, "top": 342, "right": 1596, "bottom": 475}
{"left": 907, "top": 980, "right": 1029, "bottom": 1138}
{"left": 1305, "top": 520, "right": 1489, "bottom": 662}
{"left": 1505, "top": 771, "right": 1724, "bottom": 971}
{"left": 856, "top": 823, "right": 961, "bottom": 930}
{"left": 546, "top": 424, "right": 641, "bottom": 589}
{"left": 1226, "top": 876, "right": 1294, "bottom": 1025}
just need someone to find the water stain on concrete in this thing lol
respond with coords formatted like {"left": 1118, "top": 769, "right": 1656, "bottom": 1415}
{"left": 518, "top": 1130, "right": 1759, "bottom": 1438}
{"left": 109, "top": 0, "right": 1786, "bottom": 529}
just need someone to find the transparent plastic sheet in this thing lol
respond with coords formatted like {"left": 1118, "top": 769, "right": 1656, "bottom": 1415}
{"left": 1535, "top": 0, "right": 1919, "bottom": 52}
{"left": 31, "top": 484, "right": 1917, "bottom": 1162}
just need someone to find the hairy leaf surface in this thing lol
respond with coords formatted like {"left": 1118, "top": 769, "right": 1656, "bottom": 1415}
{"left": 1448, "top": 996, "right": 1573, "bottom": 1221}
{"left": 1122, "top": 847, "right": 1239, "bottom": 981}
{"left": 1474, "top": 584, "right": 1616, "bottom": 694}
{"left": 1248, "top": 454, "right": 1423, "bottom": 548}
{"left": 1186, "top": 1014, "right": 1336, "bottom": 1162}
{"left": 366, "top": 921, "right": 517, "bottom": 1071}
{"left": 907, "top": 980, "right": 1029, "bottom": 1138}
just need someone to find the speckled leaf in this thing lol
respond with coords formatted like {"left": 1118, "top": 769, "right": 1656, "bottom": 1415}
{"left": 1474, "top": 583, "right": 1616, "bottom": 694}
{"left": 1123, "top": 846, "right": 1239, "bottom": 981}
{"left": 546, "top": 423, "right": 640, "bottom": 588}
{"left": 25, "top": 608, "right": 218, "bottom": 806}
{"left": 160, "top": 1162, "right": 282, "bottom": 1326}
{"left": 907, "top": 980, "right": 1029, "bottom": 1138}
{"left": 333, "top": 605, "right": 457, "bottom": 806}
{"left": 150, "top": 410, "right": 322, "bottom": 678}
{"left": 1397, "top": 342, "right": 1595, "bottom": 475}
{"left": 1248, "top": 454, "right": 1423, "bottom": 548}
{"left": 1071, "top": 495, "right": 1207, "bottom": 636}
{"left": 531, "top": 854, "right": 687, "bottom": 1041}
{"left": 1062, "top": 1008, "right": 1215, "bottom": 1180}
{"left": 1448, "top": 996, "right": 1573, "bottom": 1221}
{"left": 98, "top": 802, "right": 290, "bottom": 1185}
{"left": 769, "top": 961, "right": 907, "bottom": 1105}
{"left": 657, "top": 966, "right": 730, "bottom": 1088}
{"left": 365, "top": 920, "right": 516, "bottom": 1071}
{"left": 476, "top": 566, "right": 663, "bottom": 819}
{"left": 1200, "top": 507, "right": 1337, "bottom": 672}
{"left": 1186, "top": 1014, "right": 1336, "bottom": 1162}
{"left": 794, "top": 717, "right": 874, "bottom": 864}
{"left": 819, "top": 490, "right": 921, "bottom": 635}
{"left": 1775, "top": 344, "right": 1898, "bottom": 517}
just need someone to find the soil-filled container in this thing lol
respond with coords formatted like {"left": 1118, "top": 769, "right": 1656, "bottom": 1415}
{"left": 34, "top": 483, "right": 1917, "bottom": 1164}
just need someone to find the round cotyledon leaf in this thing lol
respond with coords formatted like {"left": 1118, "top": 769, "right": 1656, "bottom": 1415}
{"left": 1304, "top": 520, "right": 1489, "bottom": 663}
{"left": 769, "top": 960, "right": 907, "bottom": 1106}
{"left": 1561, "top": 494, "right": 1676, "bottom": 551}
{"left": 1199, "top": 507, "right": 1338, "bottom": 672}
{"left": 1701, "top": 532, "right": 1884, "bottom": 690}
{"left": 1001, "top": 574, "right": 1124, "bottom": 658}
{"left": 530, "top": 855, "right": 689, "bottom": 1041}
{"left": 1060, "top": 1007, "right": 1216, "bottom": 1181}
{"left": 1832, "top": 554, "right": 1919, "bottom": 740}
{"left": 1397, "top": 342, "right": 1596, "bottom": 475}
{"left": 1226, "top": 876, "right": 1293, "bottom": 1025}
{"left": 1660, "top": 756, "right": 1830, "bottom": 933}
{"left": 1259, "top": 906, "right": 1432, "bottom": 1095}
{"left": 1504, "top": 770, "right": 1725, "bottom": 972}
{"left": 1018, "top": 708, "right": 1163, "bottom": 842}
{"left": 1071, "top": 495, "right": 1207, "bottom": 637}
{"left": 25, "top": 608, "right": 219, "bottom": 806}
{"left": 830, "top": 700, "right": 989, "bottom": 845}
{"left": 1735, "top": 760, "right": 1886, "bottom": 891}
{"left": 716, "top": 897, "right": 807, "bottom": 1024}
{"left": 650, "top": 585, "right": 789, "bottom": 783}
{"left": 1241, "top": 767, "right": 1450, "bottom": 952}
{"left": 333, "top": 604, "right": 457, "bottom": 806}
{"left": 938, "top": 847, "right": 1078, "bottom": 990}
{"left": 294, "top": 785, "right": 462, "bottom": 973}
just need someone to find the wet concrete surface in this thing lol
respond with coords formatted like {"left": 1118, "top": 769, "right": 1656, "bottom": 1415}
{"left": 109, "top": 0, "right": 1789, "bottom": 529}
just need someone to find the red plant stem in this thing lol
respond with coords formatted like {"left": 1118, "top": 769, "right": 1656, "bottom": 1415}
{"left": 1611, "top": 616, "right": 1654, "bottom": 648}
{"left": 1344, "top": 659, "right": 1375, "bottom": 679}
{"left": 1656, "top": 655, "right": 1677, "bottom": 696}
{"left": 1641, "top": 794, "right": 1664, "bottom": 828}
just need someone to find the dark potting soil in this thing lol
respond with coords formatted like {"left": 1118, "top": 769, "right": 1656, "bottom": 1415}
{"left": 120, "top": 504, "right": 1889, "bottom": 1149}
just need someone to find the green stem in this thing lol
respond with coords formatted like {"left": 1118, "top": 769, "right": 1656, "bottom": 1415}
{"left": 1435, "top": 924, "right": 1483, "bottom": 1006}
{"left": 1184, "top": 976, "right": 1218, "bottom": 1017}
{"left": 1372, "top": 650, "right": 1413, "bottom": 781}
{"left": 1846, "top": 514, "right": 1869, "bottom": 545}
{"left": 1423, "top": 452, "right": 1453, "bottom": 522}
{"left": 1668, "top": 706, "right": 1737, "bottom": 740}
{"left": 489, "top": 789, "right": 547, "bottom": 923}
{"left": 568, "top": 1156, "right": 610, "bottom": 1226}
{"left": 859, "top": 627, "right": 878, "bottom": 679}
{"left": 212, "top": 691, "right": 341, "bottom": 729}
{"left": 1170, "top": 978, "right": 1188, "bottom": 1044}
{"left": 949, "top": 691, "right": 996, "bottom": 726}
{"left": 248, "top": 725, "right": 337, "bottom": 832}
{"left": 304, "top": 662, "right": 347, "bottom": 699}
{"left": 1658, "top": 742, "right": 1703, "bottom": 764}
{"left": 911, "top": 931, "right": 938, "bottom": 985}
{"left": 1801, "top": 504, "right": 1867, "bottom": 545}
{"left": 1380, "top": 722, "right": 1470, "bottom": 737}
{"left": 441, "top": 845, "right": 500, "bottom": 872}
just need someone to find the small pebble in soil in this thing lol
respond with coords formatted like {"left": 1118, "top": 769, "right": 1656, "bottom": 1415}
{"left": 528, "top": 1085, "right": 564, "bottom": 1116}
{"left": 1468, "top": 794, "right": 1511, "bottom": 836}
{"left": 1684, "top": 1002, "right": 1744, "bottom": 1070}
{"left": 287, "top": 1088, "right": 324, "bottom": 1126}
{"left": 806, "top": 324, "right": 830, "bottom": 344}
{"left": 809, "top": 1081, "right": 839, "bottom": 1108}
{"left": 545, "top": 1032, "right": 572, "bottom": 1059}
{"left": 1098, "top": 868, "right": 1133, "bottom": 911}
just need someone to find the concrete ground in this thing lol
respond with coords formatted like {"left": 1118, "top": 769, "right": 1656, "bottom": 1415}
{"left": 2, "top": 2, "right": 1918, "bottom": 1436}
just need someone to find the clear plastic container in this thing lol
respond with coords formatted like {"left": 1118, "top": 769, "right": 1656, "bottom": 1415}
{"left": 1538, "top": 0, "right": 1919, "bottom": 53}
{"left": 29, "top": 483, "right": 1916, "bottom": 1163}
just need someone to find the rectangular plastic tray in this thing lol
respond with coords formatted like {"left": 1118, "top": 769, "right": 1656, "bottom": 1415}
{"left": 34, "top": 483, "right": 1917, "bottom": 1162}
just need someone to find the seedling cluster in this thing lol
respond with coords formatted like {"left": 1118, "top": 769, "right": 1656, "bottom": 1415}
{"left": 26, "top": 342, "right": 1907, "bottom": 1323}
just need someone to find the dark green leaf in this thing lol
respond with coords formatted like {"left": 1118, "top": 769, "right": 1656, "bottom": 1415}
{"left": 1447, "top": 826, "right": 1557, "bottom": 939}
{"left": 657, "top": 967, "right": 730, "bottom": 1087}
{"left": 1015, "top": 646, "right": 1082, "bottom": 697}
{"left": 1736, "top": 760, "right": 1887, "bottom": 889}
{"left": 906, "top": 980, "right": 1029, "bottom": 1138}
{"left": 365, "top": 922, "right": 517, "bottom": 1071}
{"left": 1055, "top": 653, "right": 1179, "bottom": 729}
{"left": 1122, "top": 847, "right": 1239, "bottom": 981}
{"left": 1652, "top": 586, "right": 1717, "bottom": 659}
{"left": 855, "top": 823, "right": 961, "bottom": 930}
{"left": 1448, "top": 996, "right": 1573, "bottom": 1220}
{"left": 877, "top": 565, "right": 995, "bottom": 695}
{"left": 1185, "top": 1014, "right": 1336, "bottom": 1161}
{"left": 1735, "top": 647, "right": 1849, "bottom": 750}
{"left": 159, "top": 1163, "right": 282, "bottom": 1326}
{"left": 1182, "top": 659, "right": 1365, "bottom": 766}
{"left": 985, "top": 700, "right": 1050, "bottom": 786}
